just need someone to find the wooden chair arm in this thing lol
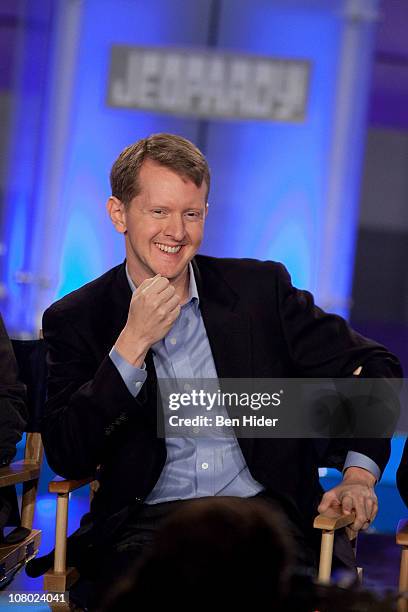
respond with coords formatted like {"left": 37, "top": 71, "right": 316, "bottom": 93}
{"left": 0, "top": 460, "right": 41, "bottom": 487}
{"left": 314, "top": 510, "right": 356, "bottom": 531}
{"left": 397, "top": 519, "right": 408, "bottom": 546}
{"left": 48, "top": 475, "right": 93, "bottom": 494}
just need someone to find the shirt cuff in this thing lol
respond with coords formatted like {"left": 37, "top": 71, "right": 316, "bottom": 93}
{"left": 343, "top": 451, "right": 381, "bottom": 482}
{"left": 109, "top": 347, "right": 147, "bottom": 397}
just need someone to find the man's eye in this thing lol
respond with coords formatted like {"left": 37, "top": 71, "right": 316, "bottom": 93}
{"left": 185, "top": 211, "right": 201, "bottom": 220}
{"left": 152, "top": 209, "right": 166, "bottom": 217}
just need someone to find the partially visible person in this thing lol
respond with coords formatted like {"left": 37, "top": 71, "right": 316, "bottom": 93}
{"left": 0, "top": 314, "right": 28, "bottom": 544}
{"left": 397, "top": 438, "right": 408, "bottom": 508}
{"left": 99, "top": 496, "right": 396, "bottom": 612}
{"left": 100, "top": 496, "right": 293, "bottom": 610}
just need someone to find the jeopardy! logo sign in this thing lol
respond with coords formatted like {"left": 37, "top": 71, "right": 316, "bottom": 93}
{"left": 107, "top": 45, "right": 310, "bottom": 122}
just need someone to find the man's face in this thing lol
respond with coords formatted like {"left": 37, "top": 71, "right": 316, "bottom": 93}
{"left": 110, "top": 159, "right": 208, "bottom": 288}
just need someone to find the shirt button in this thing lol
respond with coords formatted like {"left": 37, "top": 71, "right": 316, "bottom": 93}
{"left": 201, "top": 462, "right": 209, "bottom": 470}
{"left": 184, "top": 383, "right": 191, "bottom": 391}
{"left": 169, "top": 337, "right": 177, "bottom": 345}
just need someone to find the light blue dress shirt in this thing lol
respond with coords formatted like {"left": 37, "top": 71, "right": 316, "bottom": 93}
{"left": 109, "top": 265, "right": 380, "bottom": 504}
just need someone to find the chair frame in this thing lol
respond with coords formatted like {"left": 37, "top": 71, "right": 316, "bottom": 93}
{"left": 44, "top": 478, "right": 357, "bottom": 593}
{"left": 0, "top": 432, "right": 43, "bottom": 587}
{"left": 43, "top": 477, "right": 94, "bottom": 592}
{"left": 43, "top": 496, "right": 408, "bottom": 609}
{"left": 396, "top": 520, "right": 408, "bottom": 612}
{"left": 315, "top": 507, "right": 408, "bottom": 612}
{"left": 314, "top": 510, "right": 356, "bottom": 583}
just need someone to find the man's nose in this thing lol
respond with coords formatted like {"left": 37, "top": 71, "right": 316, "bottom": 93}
{"left": 163, "top": 214, "right": 185, "bottom": 241}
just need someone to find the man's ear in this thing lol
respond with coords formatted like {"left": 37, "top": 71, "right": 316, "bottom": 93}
{"left": 107, "top": 196, "right": 127, "bottom": 234}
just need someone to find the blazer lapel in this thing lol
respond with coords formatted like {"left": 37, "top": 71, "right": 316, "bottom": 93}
{"left": 193, "top": 258, "right": 252, "bottom": 379}
{"left": 98, "top": 262, "right": 133, "bottom": 355}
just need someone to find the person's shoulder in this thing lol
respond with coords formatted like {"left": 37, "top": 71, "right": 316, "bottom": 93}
{"left": 195, "top": 254, "right": 288, "bottom": 281}
{"left": 43, "top": 263, "right": 125, "bottom": 321}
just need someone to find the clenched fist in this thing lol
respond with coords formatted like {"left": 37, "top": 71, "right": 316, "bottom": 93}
{"left": 115, "top": 275, "right": 181, "bottom": 367}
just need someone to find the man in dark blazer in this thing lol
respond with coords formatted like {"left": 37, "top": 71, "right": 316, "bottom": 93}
{"left": 42, "top": 134, "right": 401, "bottom": 586}
{"left": 0, "top": 314, "right": 27, "bottom": 541}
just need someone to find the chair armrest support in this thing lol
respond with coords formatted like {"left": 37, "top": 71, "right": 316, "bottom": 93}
{"left": 314, "top": 510, "right": 356, "bottom": 531}
{"left": 397, "top": 520, "right": 408, "bottom": 546}
{"left": 48, "top": 476, "right": 93, "bottom": 494}
{"left": 0, "top": 461, "right": 41, "bottom": 487}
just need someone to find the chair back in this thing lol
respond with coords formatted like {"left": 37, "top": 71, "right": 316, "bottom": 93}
{"left": 11, "top": 339, "right": 47, "bottom": 434}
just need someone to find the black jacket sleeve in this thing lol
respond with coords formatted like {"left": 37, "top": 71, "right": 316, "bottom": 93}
{"left": 275, "top": 263, "right": 402, "bottom": 475}
{"left": 41, "top": 304, "right": 151, "bottom": 480}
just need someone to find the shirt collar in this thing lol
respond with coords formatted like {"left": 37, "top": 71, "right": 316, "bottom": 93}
{"left": 125, "top": 262, "right": 199, "bottom": 308}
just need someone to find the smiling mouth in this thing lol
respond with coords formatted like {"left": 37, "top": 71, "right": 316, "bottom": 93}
{"left": 154, "top": 242, "right": 183, "bottom": 254}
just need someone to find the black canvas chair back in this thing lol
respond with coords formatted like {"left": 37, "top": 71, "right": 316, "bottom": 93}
{"left": 11, "top": 339, "right": 47, "bottom": 432}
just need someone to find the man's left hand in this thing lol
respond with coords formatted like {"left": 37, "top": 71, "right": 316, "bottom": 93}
{"left": 317, "top": 466, "right": 378, "bottom": 533}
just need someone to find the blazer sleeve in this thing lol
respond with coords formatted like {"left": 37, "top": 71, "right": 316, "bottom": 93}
{"left": 41, "top": 304, "right": 151, "bottom": 480}
{"left": 274, "top": 263, "right": 402, "bottom": 475}
{"left": 0, "top": 314, "right": 27, "bottom": 464}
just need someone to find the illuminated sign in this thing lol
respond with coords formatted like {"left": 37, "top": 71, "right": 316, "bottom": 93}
{"left": 108, "top": 45, "right": 310, "bottom": 122}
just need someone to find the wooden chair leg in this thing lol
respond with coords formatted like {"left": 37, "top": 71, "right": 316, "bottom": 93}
{"left": 398, "top": 597, "right": 408, "bottom": 612}
{"left": 44, "top": 493, "right": 78, "bottom": 592}
{"left": 317, "top": 529, "right": 334, "bottom": 584}
{"left": 398, "top": 547, "right": 408, "bottom": 612}
{"left": 21, "top": 479, "right": 39, "bottom": 530}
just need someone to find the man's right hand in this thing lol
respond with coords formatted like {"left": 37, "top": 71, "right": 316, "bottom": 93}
{"left": 114, "top": 275, "right": 181, "bottom": 367}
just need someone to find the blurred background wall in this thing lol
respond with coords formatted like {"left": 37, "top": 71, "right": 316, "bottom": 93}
{"left": 0, "top": 0, "right": 382, "bottom": 330}
{"left": 0, "top": 0, "right": 407, "bottom": 539}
